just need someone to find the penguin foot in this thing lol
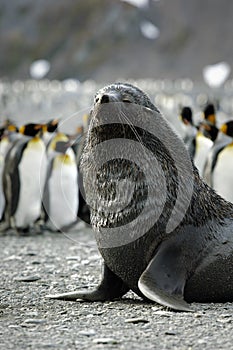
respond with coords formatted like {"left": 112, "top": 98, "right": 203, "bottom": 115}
{"left": 0, "top": 221, "right": 11, "bottom": 235}
{"left": 16, "top": 225, "right": 43, "bottom": 236}
{"left": 17, "top": 227, "right": 31, "bottom": 236}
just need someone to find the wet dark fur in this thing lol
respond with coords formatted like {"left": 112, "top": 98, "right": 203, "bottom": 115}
{"left": 80, "top": 83, "right": 233, "bottom": 303}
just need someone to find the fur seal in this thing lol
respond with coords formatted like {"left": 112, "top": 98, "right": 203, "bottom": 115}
{"left": 47, "top": 83, "right": 233, "bottom": 311}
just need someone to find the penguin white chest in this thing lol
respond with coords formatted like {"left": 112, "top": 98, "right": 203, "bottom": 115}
{"left": 48, "top": 155, "right": 78, "bottom": 230}
{"left": 194, "top": 134, "right": 213, "bottom": 177}
{"left": 14, "top": 140, "right": 47, "bottom": 228}
{"left": 212, "top": 145, "right": 233, "bottom": 202}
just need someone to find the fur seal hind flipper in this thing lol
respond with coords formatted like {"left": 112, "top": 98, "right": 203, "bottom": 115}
{"left": 46, "top": 264, "right": 129, "bottom": 301}
{"left": 138, "top": 240, "right": 192, "bottom": 312}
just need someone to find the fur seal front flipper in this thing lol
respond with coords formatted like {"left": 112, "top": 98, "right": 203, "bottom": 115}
{"left": 138, "top": 239, "right": 191, "bottom": 312}
{"left": 46, "top": 264, "right": 129, "bottom": 301}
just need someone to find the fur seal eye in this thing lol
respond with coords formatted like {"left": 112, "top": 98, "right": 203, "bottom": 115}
{"left": 122, "top": 99, "right": 131, "bottom": 103}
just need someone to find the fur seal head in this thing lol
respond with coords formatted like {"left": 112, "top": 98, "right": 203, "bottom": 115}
{"left": 80, "top": 82, "right": 201, "bottom": 248}
{"left": 93, "top": 82, "right": 160, "bottom": 112}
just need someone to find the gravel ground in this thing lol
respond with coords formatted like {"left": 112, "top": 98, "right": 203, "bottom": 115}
{"left": 1, "top": 227, "right": 233, "bottom": 350}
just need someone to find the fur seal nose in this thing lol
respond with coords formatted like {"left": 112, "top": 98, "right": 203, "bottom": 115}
{"left": 100, "top": 94, "right": 110, "bottom": 104}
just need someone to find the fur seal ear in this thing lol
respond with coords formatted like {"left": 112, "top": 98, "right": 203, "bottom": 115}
{"left": 138, "top": 239, "right": 192, "bottom": 312}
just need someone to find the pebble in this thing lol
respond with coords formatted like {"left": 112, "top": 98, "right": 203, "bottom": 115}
{"left": 154, "top": 310, "right": 172, "bottom": 317}
{"left": 58, "top": 310, "right": 68, "bottom": 315}
{"left": 217, "top": 318, "right": 232, "bottom": 324}
{"left": 79, "top": 329, "right": 96, "bottom": 336}
{"left": 14, "top": 275, "right": 41, "bottom": 282}
{"left": 38, "top": 344, "right": 57, "bottom": 348}
{"left": 24, "top": 318, "right": 47, "bottom": 324}
{"left": 24, "top": 251, "right": 37, "bottom": 256}
{"left": 81, "top": 259, "right": 90, "bottom": 265}
{"left": 4, "top": 255, "right": 22, "bottom": 261}
{"left": 125, "top": 317, "right": 149, "bottom": 324}
{"left": 165, "top": 330, "right": 177, "bottom": 336}
{"left": 66, "top": 256, "right": 80, "bottom": 261}
{"left": 221, "top": 314, "right": 232, "bottom": 318}
{"left": 93, "top": 311, "right": 105, "bottom": 316}
{"left": 93, "top": 338, "right": 118, "bottom": 344}
{"left": 151, "top": 306, "right": 163, "bottom": 311}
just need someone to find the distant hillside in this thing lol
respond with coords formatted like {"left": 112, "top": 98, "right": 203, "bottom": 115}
{"left": 0, "top": 0, "right": 232, "bottom": 82}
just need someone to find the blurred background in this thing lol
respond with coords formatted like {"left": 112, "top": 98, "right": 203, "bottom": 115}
{"left": 1, "top": 0, "right": 233, "bottom": 125}
{"left": 1, "top": 0, "right": 233, "bottom": 231}
{"left": 1, "top": 0, "right": 233, "bottom": 82}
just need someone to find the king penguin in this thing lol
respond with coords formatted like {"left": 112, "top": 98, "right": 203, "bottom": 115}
{"left": 203, "top": 103, "right": 216, "bottom": 125}
{"left": 208, "top": 121, "right": 233, "bottom": 202}
{"left": 0, "top": 123, "right": 47, "bottom": 234}
{"left": 180, "top": 106, "right": 213, "bottom": 177}
{"left": 42, "top": 118, "right": 59, "bottom": 146}
{"left": 42, "top": 139, "right": 79, "bottom": 232}
{"left": 0, "top": 123, "right": 20, "bottom": 221}
{"left": 202, "top": 120, "right": 233, "bottom": 188}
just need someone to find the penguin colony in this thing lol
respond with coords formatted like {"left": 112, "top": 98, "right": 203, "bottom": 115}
{"left": 0, "top": 118, "right": 90, "bottom": 234}
{"left": 180, "top": 103, "right": 233, "bottom": 202}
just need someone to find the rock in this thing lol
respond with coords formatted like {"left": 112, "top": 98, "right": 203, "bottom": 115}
{"left": 24, "top": 319, "right": 47, "bottom": 324}
{"left": 165, "top": 330, "right": 177, "bottom": 336}
{"left": 154, "top": 310, "right": 172, "bottom": 317}
{"left": 93, "top": 338, "right": 118, "bottom": 344}
{"left": 217, "top": 318, "right": 232, "bottom": 324}
{"left": 79, "top": 329, "right": 96, "bottom": 336}
{"left": 14, "top": 275, "right": 41, "bottom": 282}
{"left": 66, "top": 256, "right": 81, "bottom": 261}
{"left": 125, "top": 317, "right": 149, "bottom": 324}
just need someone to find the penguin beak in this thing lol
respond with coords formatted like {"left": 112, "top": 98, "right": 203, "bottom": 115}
{"left": 19, "top": 125, "right": 25, "bottom": 134}
{"left": 8, "top": 124, "right": 17, "bottom": 132}
{"left": 220, "top": 124, "right": 227, "bottom": 135}
{"left": 207, "top": 114, "right": 216, "bottom": 125}
{"left": 42, "top": 125, "right": 47, "bottom": 133}
{"left": 51, "top": 118, "right": 59, "bottom": 126}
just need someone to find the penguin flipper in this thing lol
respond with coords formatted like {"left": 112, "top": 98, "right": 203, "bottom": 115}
{"left": 138, "top": 240, "right": 192, "bottom": 312}
{"left": 41, "top": 159, "right": 54, "bottom": 223}
{"left": 3, "top": 139, "right": 26, "bottom": 218}
{"left": 46, "top": 263, "right": 129, "bottom": 301}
